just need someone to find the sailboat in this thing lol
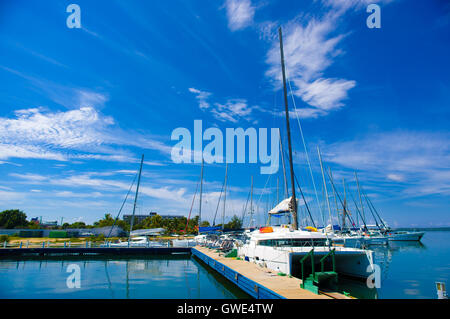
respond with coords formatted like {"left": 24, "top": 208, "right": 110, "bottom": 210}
{"left": 107, "top": 155, "right": 166, "bottom": 248}
{"left": 173, "top": 158, "right": 206, "bottom": 248}
{"left": 237, "top": 27, "right": 375, "bottom": 282}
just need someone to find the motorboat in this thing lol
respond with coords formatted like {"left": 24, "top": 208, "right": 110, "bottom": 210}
{"left": 106, "top": 236, "right": 166, "bottom": 247}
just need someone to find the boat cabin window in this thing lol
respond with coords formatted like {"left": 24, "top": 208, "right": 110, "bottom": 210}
{"left": 257, "top": 238, "right": 327, "bottom": 247}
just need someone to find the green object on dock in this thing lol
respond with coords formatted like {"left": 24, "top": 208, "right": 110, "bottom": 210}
{"left": 300, "top": 249, "right": 338, "bottom": 294}
{"left": 49, "top": 231, "right": 68, "bottom": 238}
{"left": 225, "top": 249, "right": 237, "bottom": 258}
{"left": 277, "top": 272, "right": 286, "bottom": 276}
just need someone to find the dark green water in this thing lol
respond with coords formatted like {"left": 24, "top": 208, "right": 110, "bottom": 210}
{"left": 0, "top": 231, "right": 448, "bottom": 299}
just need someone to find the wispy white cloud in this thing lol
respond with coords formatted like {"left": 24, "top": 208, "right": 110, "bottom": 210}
{"left": 224, "top": 0, "right": 256, "bottom": 31}
{"left": 189, "top": 88, "right": 257, "bottom": 123}
{"left": 265, "top": 13, "right": 355, "bottom": 118}
{"left": 294, "top": 78, "right": 356, "bottom": 111}
{"left": 323, "top": 131, "right": 450, "bottom": 197}
{"left": 0, "top": 106, "right": 171, "bottom": 163}
{"left": 188, "top": 88, "right": 212, "bottom": 110}
{"left": 9, "top": 173, "right": 47, "bottom": 182}
{"left": 321, "top": 0, "right": 393, "bottom": 13}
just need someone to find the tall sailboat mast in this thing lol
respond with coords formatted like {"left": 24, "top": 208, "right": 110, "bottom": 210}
{"left": 198, "top": 157, "right": 204, "bottom": 234}
{"left": 342, "top": 178, "right": 347, "bottom": 230}
{"left": 249, "top": 175, "right": 253, "bottom": 228}
{"left": 128, "top": 154, "right": 144, "bottom": 245}
{"left": 222, "top": 163, "right": 228, "bottom": 230}
{"left": 279, "top": 27, "right": 298, "bottom": 230}
{"left": 355, "top": 171, "right": 365, "bottom": 228}
{"left": 318, "top": 147, "right": 333, "bottom": 230}
{"left": 279, "top": 132, "right": 289, "bottom": 199}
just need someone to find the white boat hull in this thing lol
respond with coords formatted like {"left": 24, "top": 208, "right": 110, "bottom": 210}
{"left": 238, "top": 245, "right": 374, "bottom": 280}
{"left": 172, "top": 239, "right": 197, "bottom": 248}
{"left": 387, "top": 231, "right": 424, "bottom": 241}
{"left": 363, "top": 236, "right": 388, "bottom": 246}
{"left": 332, "top": 236, "right": 365, "bottom": 248}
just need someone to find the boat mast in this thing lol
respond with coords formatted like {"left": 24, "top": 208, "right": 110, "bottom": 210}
{"left": 279, "top": 27, "right": 298, "bottom": 230}
{"left": 249, "top": 175, "right": 253, "bottom": 228}
{"left": 318, "top": 147, "right": 333, "bottom": 230}
{"left": 128, "top": 154, "right": 144, "bottom": 246}
{"left": 342, "top": 178, "right": 347, "bottom": 230}
{"left": 279, "top": 132, "right": 289, "bottom": 198}
{"left": 276, "top": 177, "right": 279, "bottom": 204}
{"left": 222, "top": 163, "right": 228, "bottom": 230}
{"left": 328, "top": 168, "right": 340, "bottom": 229}
{"left": 355, "top": 171, "right": 365, "bottom": 229}
{"left": 198, "top": 157, "right": 204, "bottom": 234}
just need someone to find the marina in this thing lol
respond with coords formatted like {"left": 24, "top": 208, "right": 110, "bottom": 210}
{"left": 1, "top": 230, "right": 448, "bottom": 299}
{"left": 0, "top": 1, "right": 448, "bottom": 304}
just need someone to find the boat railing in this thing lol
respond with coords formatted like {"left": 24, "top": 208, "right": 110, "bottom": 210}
{"left": 300, "top": 249, "right": 315, "bottom": 288}
{"left": 319, "top": 248, "right": 336, "bottom": 273}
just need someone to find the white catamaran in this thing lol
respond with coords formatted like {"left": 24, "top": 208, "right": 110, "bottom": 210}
{"left": 238, "top": 224, "right": 374, "bottom": 280}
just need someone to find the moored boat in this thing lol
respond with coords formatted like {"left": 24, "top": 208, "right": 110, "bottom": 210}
{"left": 237, "top": 225, "right": 374, "bottom": 280}
{"left": 386, "top": 231, "right": 425, "bottom": 241}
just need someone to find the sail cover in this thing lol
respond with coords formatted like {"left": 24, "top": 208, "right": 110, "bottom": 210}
{"left": 268, "top": 197, "right": 298, "bottom": 215}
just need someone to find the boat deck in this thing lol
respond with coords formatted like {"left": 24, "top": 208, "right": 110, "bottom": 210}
{"left": 192, "top": 246, "right": 351, "bottom": 299}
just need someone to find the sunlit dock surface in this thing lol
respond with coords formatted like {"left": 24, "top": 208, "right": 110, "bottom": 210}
{"left": 192, "top": 246, "right": 351, "bottom": 299}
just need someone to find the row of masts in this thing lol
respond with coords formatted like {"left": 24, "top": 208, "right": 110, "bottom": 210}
{"left": 194, "top": 27, "right": 383, "bottom": 233}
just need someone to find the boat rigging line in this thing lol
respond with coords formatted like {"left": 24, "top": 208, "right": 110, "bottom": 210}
{"left": 106, "top": 171, "right": 138, "bottom": 240}
{"left": 324, "top": 167, "right": 358, "bottom": 229}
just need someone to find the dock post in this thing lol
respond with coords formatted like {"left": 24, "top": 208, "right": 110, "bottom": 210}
{"left": 19, "top": 242, "right": 22, "bottom": 249}
{"left": 64, "top": 242, "right": 67, "bottom": 248}
{"left": 47, "top": 240, "right": 50, "bottom": 248}
{"left": 436, "top": 282, "right": 448, "bottom": 299}
{"left": 69, "top": 241, "right": 71, "bottom": 248}
{"left": 42, "top": 242, "right": 45, "bottom": 248}
{"left": 85, "top": 241, "right": 88, "bottom": 248}
{"left": 3, "top": 241, "right": 6, "bottom": 248}
{"left": 26, "top": 241, "right": 29, "bottom": 248}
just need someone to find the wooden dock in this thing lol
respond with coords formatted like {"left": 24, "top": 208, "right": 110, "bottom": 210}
{"left": 192, "top": 246, "right": 351, "bottom": 299}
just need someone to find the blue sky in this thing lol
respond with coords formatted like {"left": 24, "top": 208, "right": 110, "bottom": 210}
{"left": 0, "top": 0, "right": 449, "bottom": 227}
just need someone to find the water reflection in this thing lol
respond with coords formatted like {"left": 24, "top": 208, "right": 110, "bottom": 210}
{"left": 338, "top": 241, "right": 428, "bottom": 299}
{"left": 0, "top": 255, "right": 249, "bottom": 299}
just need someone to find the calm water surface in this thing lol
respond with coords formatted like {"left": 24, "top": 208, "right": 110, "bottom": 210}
{"left": 0, "top": 231, "right": 448, "bottom": 299}
{"left": 339, "top": 230, "right": 450, "bottom": 299}
{"left": 0, "top": 255, "right": 249, "bottom": 299}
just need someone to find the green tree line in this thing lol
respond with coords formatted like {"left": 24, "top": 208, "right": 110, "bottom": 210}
{"left": 0, "top": 210, "right": 243, "bottom": 234}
